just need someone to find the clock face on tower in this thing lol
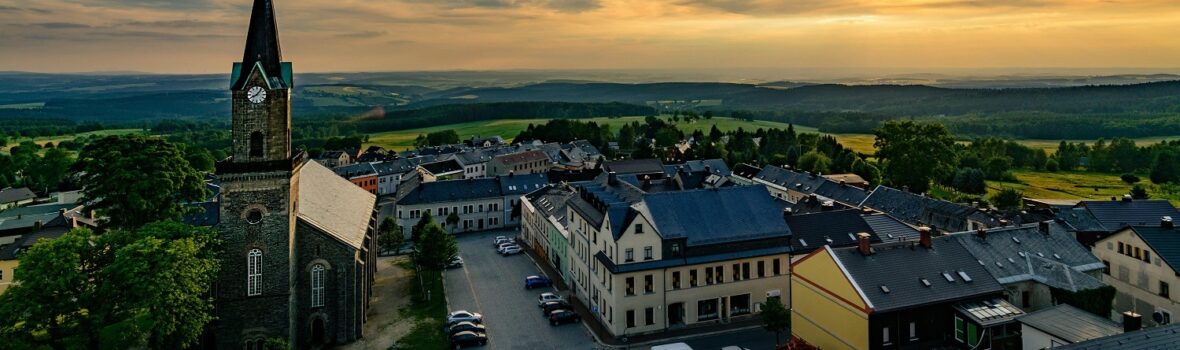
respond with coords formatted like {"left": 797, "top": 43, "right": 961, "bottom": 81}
{"left": 247, "top": 86, "right": 267, "bottom": 104}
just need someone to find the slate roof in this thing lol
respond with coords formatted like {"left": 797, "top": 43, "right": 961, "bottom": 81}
{"left": 495, "top": 150, "right": 549, "bottom": 166}
{"left": 862, "top": 214, "right": 921, "bottom": 242}
{"left": 569, "top": 182, "right": 633, "bottom": 237}
{"left": 0, "top": 187, "right": 36, "bottom": 205}
{"left": 604, "top": 159, "right": 665, "bottom": 176}
{"left": 1053, "top": 323, "right": 1180, "bottom": 350}
{"left": 754, "top": 165, "right": 825, "bottom": 193}
{"left": 234, "top": 0, "right": 286, "bottom": 90}
{"left": 813, "top": 180, "right": 871, "bottom": 206}
{"left": 1018, "top": 304, "right": 1122, "bottom": 344}
{"left": 1078, "top": 199, "right": 1180, "bottom": 232}
{"left": 319, "top": 150, "right": 347, "bottom": 160}
{"left": 0, "top": 203, "right": 73, "bottom": 233}
{"left": 952, "top": 222, "right": 1106, "bottom": 292}
{"left": 731, "top": 163, "right": 762, "bottom": 180}
{"left": 785, "top": 210, "right": 881, "bottom": 253}
{"left": 499, "top": 173, "right": 549, "bottom": 196}
{"left": 183, "top": 201, "right": 221, "bottom": 227}
{"left": 0, "top": 225, "right": 70, "bottom": 260}
{"left": 790, "top": 194, "right": 852, "bottom": 214}
{"left": 373, "top": 156, "right": 436, "bottom": 176}
{"left": 570, "top": 140, "right": 602, "bottom": 157}
{"left": 861, "top": 185, "right": 991, "bottom": 232}
{"left": 1056, "top": 207, "right": 1107, "bottom": 232}
{"left": 640, "top": 185, "right": 792, "bottom": 247}
{"left": 333, "top": 162, "right": 377, "bottom": 179}
{"left": 452, "top": 150, "right": 494, "bottom": 166}
{"left": 1129, "top": 225, "right": 1180, "bottom": 271}
{"left": 525, "top": 185, "right": 576, "bottom": 226}
{"left": 298, "top": 161, "right": 376, "bottom": 249}
{"left": 830, "top": 236, "right": 1004, "bottom": 313}
{"left": 419, "top": 159, "right": 463, "bottom": 175}
{"left": 679, "top": 159, "right": 731, "bottom": 176}
{"left": 398, "top": 178, "right": 501, "bottom": 205}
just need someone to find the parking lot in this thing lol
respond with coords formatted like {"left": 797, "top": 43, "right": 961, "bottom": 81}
{"left": 445, "top": 229, "right": 595, "bottom": 349}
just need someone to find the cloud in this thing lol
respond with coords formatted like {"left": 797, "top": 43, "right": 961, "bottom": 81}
{"left": 0, "top": 5, "right": 51, "bottom": 13}
{"left": 30, "top": 21, "right": 91, "bottom": 29}
{"left": 403, "top": 0, "right": 600, "bottom": 12}
{"left": 59, "top": 0, "right": 221, "bottom": 10}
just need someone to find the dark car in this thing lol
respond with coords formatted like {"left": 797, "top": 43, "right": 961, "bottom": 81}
{"left": 541, "top": 301, "right": 571, "bottom": 316}
{"left": 549, "top": 309, "right": 580, "bottom": 326}
{"left": 451, "top": 331, "right": 488, "bottom": 348}
{"left": 525, "top": 275, "right": 552, "bottom": 289}
{"left": 446, "top": 321, "right": 486, "bottom": 336}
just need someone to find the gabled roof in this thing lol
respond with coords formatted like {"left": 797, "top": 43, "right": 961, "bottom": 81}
{"left": 861, "top": 214, "right": 921, "bottom": 242}
{"left": 298, "top": 161, "right": 375, "bottom": 249}
{"left": 952, "top": 222, "right": 1106, "bottom": 292}
{"left": 525, "top": 185, "right": 576, "bottom": 226}
{"left": 333, "top": 162, "right": 377, "bottom": 179}
{"left": 831, "top": 236, "right": 1004, "bottom": 312}
{"left": 813, "top": 180, "right": 870, "bottom": 206}
{"left": 452, "top": 150, "right": 494, "bottom": 166}
{"left": 494, "top": 150, "right": 549, "bottom": 166}
{"left": 1128, "top": 225, "right": 1180, "bottom": 271}
{"left": 785, "top": 209, "right": 881, "bottom": 253}
{"left": 604, "top": 159, "right": 665, "bottom": 176}
{"left": 754, "top": 165, "right": 826, "bottom": 193}
{"left": 678, "top": 159, "right": 731, "bottom": 176}
{"left": 419, "top": 159, "right": 463, "bottom": 175}
{"left": 731, "top": 163, "right": 762, "bottom": 180}
{"left": 640, "top": 185, "right": 792, "bottom": 247}
{"left": 1056, "top": 207, "right": 1107, "bottom": 232}
{"left": 1018, "top": 304, "right": 1122, "bottom": 344}
{"left": 570, "top": 140, "right": 602, "bottom": 157}
{"left": 234, "top": 0, "right": 287, "bottom": 90}
{"left": 0, "top": 187, "right": 36, "bottom": 204}
{"left": 1077, "top": 199, "right": 1180, "bottom": 232}
{"left": 1053, "top": 323, "right": 1180, "bottom": 350}
{"left": 373, "top": 156, "right": 437, "bottom": 176}
{"left": 861, "top": 185, "right": 990, "bottom": 231}
{"left": 397, "top": 178, "right": 501, "bottom": 205}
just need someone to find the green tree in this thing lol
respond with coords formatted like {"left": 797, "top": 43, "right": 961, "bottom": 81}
{"left": 74, "top": 136, "right": 207, "bottom": 229}
{"left": 1131, "top": 185, "right": 1150, "bottom": 200}
{"left": 0, "top": 222, "right": 219, "bottom": 349}
{"left": 874, "top": 121, "right": 957, "bottom": 193}
{"left": 24, "top": 147, "right": 74, "bottom": 193}
{"left": 413, "top": 222, "right": 459, "bottom": 270}
{"left": 1121, "top": 174, "right": 1140, "bottom": 184}
{"left": 990, "top": 188, "right": 1025, "bottom": 210}
{"left": 983, "top": 156, "right": 1012, "bottom": 180}
{"left": 1045, "top": 158, "right": 1059, "bottom": 172}
{"left": 411, "top": 211, "right": 434, "bottom": 242}
{"left": 952, "top": 168, "right": 987, "bottom": 194}
{"left": 378, "top": 217, "right": 405, "bottom": 255}
{"left": 797, "top": 151, "right": 831, "bottom": 174}
{"left": 761, "top": 297, "right": 791, "bottom": 346}
{"left": 425, "top": 130, "right": 460, "bottom": 146}
{"left": 1151, "top": 151, "right": 1180, "bottom": 184}
{"left": 446, "top": 211, "right": 461, "bottom": 234}
{"left": 264, "top": 337, "right": 290, "bottom": 350}
{"left": 185, "top": 147, "right": 217, "bottom": 173}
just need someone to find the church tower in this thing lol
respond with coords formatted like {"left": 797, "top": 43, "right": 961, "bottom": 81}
{"left": 214, "top": 0, "right": 303, "bottom": 347}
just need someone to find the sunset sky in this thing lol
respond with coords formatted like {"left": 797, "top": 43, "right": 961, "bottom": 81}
{"left": 1, "top": 0, "right": 1179, "bottom": 75}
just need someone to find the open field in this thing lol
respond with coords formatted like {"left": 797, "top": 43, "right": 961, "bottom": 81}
{"left": 986, "top": 170, "right": 1180, "bottom": 206}
{"left": 1009, "top": 136, "right": 1180, "bottom": 154}
{"left": 2, "top": 128, "right": 145, "bottom": 153}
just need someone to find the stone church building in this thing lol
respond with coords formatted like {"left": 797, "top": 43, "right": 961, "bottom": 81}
{"left": 211, "top": 0, "right": 378, "bottom": 348}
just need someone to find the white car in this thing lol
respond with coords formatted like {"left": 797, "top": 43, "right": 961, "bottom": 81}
{"left": 446, "top": 256, "right": 464, "bottom": 269}
{"left": 501, "top": 246, "right": 523, "bottom": 256}
{"left": 497, "top": 242, "right": 517, "bottom": 252}
{"left": 446, "top": 310, "right": 484, "bottom": 325}
{"left": 493, "top": 236, "right": 513, "bottom": 247}
{"left": 538, "top": 292, "right": 564, "bottom": 306}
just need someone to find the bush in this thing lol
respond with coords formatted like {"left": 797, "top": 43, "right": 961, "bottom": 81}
{"left": 1131, "top": 185, "right": 1150, "bottom": 199}
{"left": 951, "top": 168, "right": 987, "bottom": 194}
{"left": 1121, "top": 174, "right": 1140, "bottom": 184}
{"left": 1045, "top": 158, "right": 1059, "bottom": 172}
{"left": 990, "top": 188, "right": 1024, "bottom": 210}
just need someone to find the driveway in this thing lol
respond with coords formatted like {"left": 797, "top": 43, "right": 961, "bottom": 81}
{"left": 445, "top": 229, "right": 595, "bottom": 350}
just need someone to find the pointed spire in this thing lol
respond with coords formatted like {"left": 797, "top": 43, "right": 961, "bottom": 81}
{"left": 236, "top": 0, "right": 283, "bottom": 89}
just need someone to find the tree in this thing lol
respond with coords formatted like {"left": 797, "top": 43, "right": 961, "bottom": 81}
{"left": 185, "top": 147, "right": 217, "bottom": 173}
{"left": 424, "top": 130, "right": 460, "bottom": 147}
{"left": 411, "top": 211, "right": 434, "bottom": 242}
{"left": 1045, "top": 158, "right": 1060, "bottom": 172}
{"left": 446, "top": 211, "right": 461, "bottom": 234}
{"left": 797, "top": 151, "right": 831, "bottom": 174}
{"left": 413, "top": 222, "right": 459, "bottom": 270}
{"left": 952, "top": 168, "right": 987, "bottom": 194}
{"left": 74, "top": 135, "right": 207, "bottom": 229}
{"left": 761, "top": 297, "right": 791, "bottom": 346}
{"left": 990, "top": 188, "right": 1024, "bottom": 210}
{"left": 1121, "top": 174, "right": 1141, "bottom": 184}
{"left": 0, "top": 222, "right": 219, "bottom": 349}
{"left": 1151, "top": 151, "right": 1180, "bottom": 184}
{"left": 24, "top": 147, "right": 74, "bottom": 193}
{"left": 983, "top": 156, "right": 1012, "bottom": 180}
{"left": 1131, "top": 185, "right": 1150, "bottom": 200}
{"left": 874, "top": 121, "right": 957, "bottom": 193}
{"left": 378, "top": 217, "right": 405, "bottom": 255}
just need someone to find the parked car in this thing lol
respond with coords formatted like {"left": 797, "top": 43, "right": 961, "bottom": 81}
{"left": 493, "top": 236, "right": 513, "bottom": 247}
{"left": 446, "top": 310, "right": 483, "bottom": 325}
{"left": 446, "top": 256, "right": 464, "bottom": 269}
{"left": 450, "top": 330, "right": 488, "bottom": 348}
{"left": 446, "top": 321, "right": 486, "bottom": 336}
{"left": 525, "top": 275, "right": 552, "bottom": 289}
{"left": 501, "top": 246, "right": 523, "bottom": 256}
{"left": 549, "top": 309, "right": 580, "bottom": 326}
{"left": 497, "top": 242, "right": 517, "bottom": 252}
{"left": 538, "top": 292, "right": 563, "bottom": 306}
{"left": 541, "top": 300, "right": 571, "bottom": 315}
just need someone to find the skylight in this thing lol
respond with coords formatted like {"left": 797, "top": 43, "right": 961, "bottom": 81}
{"left": 1053, "top": 254, "right": 1062, "bottom": 260}
{"left": 996, "top": 261, "right": 1005, "bottom": 268}
{"left": 958, "top": 271, "right": 974, "bottom": 282}
{"left": 942, "top": 272, "right": 956, "bottom": 283}
{"left": 799, "top": 239, "right": 808, "bottom": 247}
{"left": 1018, "top": 252, "right": 1026, "bottom": 258}
{"left": 1007, "top": 257, "right": 1016, "bottom": 264}
{"left": 1012, "top": 237, "right": 1021, "bottom": 244}
{"left": 848, "top": 233, "right": 857, "bottom": 241}
{"left": 880, "top": 285, "right": 891, "bottom": 294}
{"left": 920, "top": 278, "right": 932, "bottom": 287}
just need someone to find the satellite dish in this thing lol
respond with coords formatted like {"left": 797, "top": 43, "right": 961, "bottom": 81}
{"left": 1153, "top": 311, "right": 1170, "bottom": 324}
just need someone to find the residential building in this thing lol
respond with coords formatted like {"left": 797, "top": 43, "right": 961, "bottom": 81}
{"left": 1018, "top": 304, "right": 1122, "bottom": 349}
{"left": 0, "top": 209, "right": 76, "bottom": 294}
{"left": 785, "top": 209, "right": 884, "bottom": 257}
{"left": 1068, "top": 197, "right": 1180, "bottom": 245}
{"left": 0, "top": 187, "right": 36, "bottom": 211}
{"left": 1092, "top": 217, "right": 1180, "bottom": 326}
{"left": 861, "top": 185, "right": 999, "bottom": 233}
{"left": 316, "top": 150, "right": 351, "bottom": 168}
{"left": 333, "top": 162, "right": 379, "bottom": 195}
{"left": 729, "top": 163, "right": 762, "bottom": 186}
{"left": 951, "top": 221, "right": 1107, "bottom": 312}
{"left": 393, "top": 174, "right": 547, "bottom": 237}
{"left": 1052, "top": 320, "right": 1180, "bottom": 349}
{"left": 499, "top": 173, "right": 548, "bottom": 226}
{"left": 792, "top": 231, "right": 1019, "bottom": 350}
{"left": 749, "top": 165, "right": 826, "bottom": 203}
{"left": 371, "top": 156, "right": 434, "bottom": 196}
{"left": 466, "top": 136, "right": 505, "bottom": 148}
{"left": 567, "top": 175, "right": 793, "bottom": 337}
{"left": 521, "top": 184, "right": 577, "bottom": 285}
{"left": 486, "top": 150, "right": 551, "bottom": 177}
{"left": 417, "top": 159, "right": 464, "bottom": 182}
{"left": 453, "top": 149, "right": 493, "bottom": 179}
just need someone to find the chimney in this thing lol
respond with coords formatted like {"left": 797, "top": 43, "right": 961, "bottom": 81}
{"left": 1163, "top": 216, "right": 1175, "bottom": 229}
{"left": 1123, "top": 194, "right": 1133, "bottom": 202}
{"left": 782, "top": 208, "right": 793, "bottom": 218}
{"left": 1123, "top": 311, "right": 1142, "bottom": 333}
{"left": 705, "top": 165, "right": 712, "bottom": 174}
{"left": 861, "top": 207, "right": 874, "bottom": 215}
{"left": 857, "top": 232, "right": 872, "bottom": 256}
{"left": 919, "top": 226, "right": 932, "bottom": 248}
{"left": 608, "top": 171, "right": 618, "bottom": 185}
{"left": 971, "top": 201, "right": 979, "bottom": 208}
{"left": 1039, "top": 221, "right": 1051, "bottom": 234}
{"left": 821, "top": 201, "right": 835, "bottom": 211}
{"left": 839, "top": 180, "right": 847, "bottom": 187}
{"left": 34, "top": 220, "right": 43, "bottom": 231}
{"left": 976, "top": 227, "right": 987, "bottom": 240}
{"left": 999, "top": 219, "right": 1010, "bottom": 227}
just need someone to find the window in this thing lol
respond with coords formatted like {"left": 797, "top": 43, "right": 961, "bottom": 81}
{"left": 743, "top": 262, "right": 750, "bottom": 280}
{"left": 954, "top": 316, "right": 965, "bottom": 342}
{"left": 733, "top": 263, "right": 741, "bottom": 281}
{"left": 1103, "top": 260, "right": 1111, "bottom": 275}
{"left": 625, "top": 248, "right": 634, "bottom": 262}
{"left": 247, "top": 249, "right": 262, "bottom": 296}
{"left": 1135, "top": 247, "right": 1142, "bottom": 259}
{"left": 1119, "top": 242, "right": 1125, "bottom": 254}
{"left": 311, "top": 264, "right": 325, "bottom": 307}
{"left": 645, "top": 307, "right": 655, "bottom": 326}
{"left": 1162, "top": 281, "right": 1171, "bottom": 299}
{"left": 644, "top": 246, "right": 653, "bottom": 260}
{"left": 645, "top": 274, "right": 654, "bottom": 294}
{"left": 909, "top": 322, "right": 917, "bottom": 340}
{"left": 690, "top": 269, "right": 698, "bottom": 287}
{"left": 773, "top": 258, "right": 782, "bottom": 275}
{"left": 758, "top": 261, "right": 765, "bottom": 278}
{"left": 1145, "top": 250, "right": 1153, "bottom": 263}
{"left": 626, "top": 277, "right": 635, "bottom": 296}
{"left": 716, "top": 266, "right": 724, "bottom": 283}
{"left": 672, "top": 271, "right": 681, "bottom": 289}
{"left": 705, "top": 267, "right": 714, "bottom": 285}
{"left": 249, "top": 131, "right": 264, "bottom": 158}
{"left": 0, "top": 269, "right": 3, "bottom": 281}
{"left": 671, "top": 243, "right": 681, "bottom": 257}
{"left": 626, "top": 310, "right": 636, "bottom": 328}
{"left": 635, "top": 224, "right": 644, "bottom": 233}
{"left": 246, "top": 209, "right": 264, "bottom": 224}
{"left": 882, "top": 326, "right": 892, "bottom": 346}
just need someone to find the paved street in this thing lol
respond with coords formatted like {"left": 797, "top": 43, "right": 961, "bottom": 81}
{"left": 445, "top": 229, "right": 595, "bottom": 350}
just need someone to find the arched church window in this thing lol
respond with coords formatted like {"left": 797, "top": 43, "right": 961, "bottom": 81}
{"left": 311, "top": 264, "right": 326, "bottom": 307}
{"left": 250, "top": 131, "right": 264, "bottom": 158}
{"left": 248, "top": 249, "right": 262, "bottom": 296}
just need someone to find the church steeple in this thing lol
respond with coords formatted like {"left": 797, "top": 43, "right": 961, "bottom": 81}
{"left": 235, "top": 0, "right": 285, "bottom": 90}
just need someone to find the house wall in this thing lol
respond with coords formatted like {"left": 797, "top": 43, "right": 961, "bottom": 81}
{"left": 520, "top": 198, "right": 550, "bottom": 261}
{"left": 462, "top": 163, "right": 486, "bottom": 179}
{"left": 1002, "top": 281, "right": 1056, "bottom": 312}
{"left": 1021, "top": 324, "right": 1071, "bottom": 350}
{"left": 348, "top": 175, "right": 378, "bottom": 195}
{"left": 395, "top": 198, "right": 506, "bottom": 237}
{"left": 791, "top": 248, "right": 870, "bottom": 350}
{"left": 0, "top": 259, "right": 17, "bottom": 294}
{"left": 751, "top": 179, "right": 807, "bottom": 204}
{"left": 1094, "top": 229, "right": 1180, "bottom": 324}
{"left": 0, "top": 198, "right": 34, "bottom": 211}
{"left": 376, "top": 173, "right": 404, "bottom": 196}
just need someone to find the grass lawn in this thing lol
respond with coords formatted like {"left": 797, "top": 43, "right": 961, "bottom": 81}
{"left": 1009, "top": 136, "right": 1180, "bottom": 155}
{"left": 394, "top": 260, "right": 448, "bottom": 350}
{"left": 986, "top": 170, "right": 1180, "bottom": 206}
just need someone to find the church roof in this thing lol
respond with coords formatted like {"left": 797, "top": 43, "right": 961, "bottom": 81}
{"left": 234, "top": 0, "right": 286, "bottom": 90}
{"left": 298, "top": 161, "right": 376, "bottom": 249}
